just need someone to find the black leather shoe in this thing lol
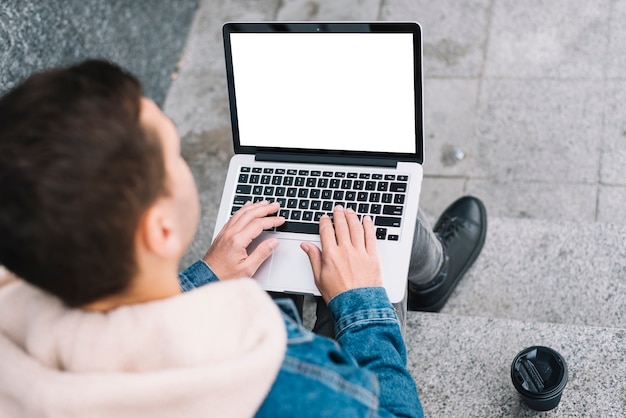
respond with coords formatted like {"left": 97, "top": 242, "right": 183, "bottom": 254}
{"left": 407, "top": 196, "right": 487, "bottom": 312}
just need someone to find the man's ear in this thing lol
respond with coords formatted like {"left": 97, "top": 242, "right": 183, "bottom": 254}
{"left": 137, "top": 200, "right": 183, "bottom": 259}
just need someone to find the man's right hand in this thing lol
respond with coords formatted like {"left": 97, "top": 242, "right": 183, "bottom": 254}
{"left": 203, "top": 201, "right": 285, "bottom": 280}
{"left": 301, "top": 205, "right": 382, "bottom": 303}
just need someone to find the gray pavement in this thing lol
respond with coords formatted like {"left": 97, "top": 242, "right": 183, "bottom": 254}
{"left": 0, "top": 0, "right": 200, "bottom": 105}
{"left": 5, "top": 0, "right": 623, "bottom": 416}
{"left": 166, "top": 0, "right": 626, "bottom": 229}
{"left": 166, "top": 0, "right": 626, "bottom": 415}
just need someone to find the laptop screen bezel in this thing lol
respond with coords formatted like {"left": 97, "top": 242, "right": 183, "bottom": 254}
{"left": 223, "top": 22, "right": 424, "bottom": 164}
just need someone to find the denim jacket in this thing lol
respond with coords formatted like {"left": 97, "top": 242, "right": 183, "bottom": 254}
{"left": 180, "top": 261, "right": 423, "bottom": 418}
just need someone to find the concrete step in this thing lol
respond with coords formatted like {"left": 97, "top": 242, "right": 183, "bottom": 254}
{"left": 440, "top": 217, "right": 626, "bottom": 329}
{"left": 404, "top": 311, "right": 625, "bottom": 417}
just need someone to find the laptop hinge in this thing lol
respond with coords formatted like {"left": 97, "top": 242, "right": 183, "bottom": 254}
{"left": 255, "top": 152, "right": 398, "bottom": 168}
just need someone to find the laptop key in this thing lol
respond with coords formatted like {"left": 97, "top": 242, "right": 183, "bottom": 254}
{"left": 236, "top": 184, "right": 252, "bottom": 194}
{"left": 233, "top": 195, "right": 251, "bottom": 206}
{"left": 390, "top": 182, "right": 407, "bottom": 193}
{"left": 383, "top": 205, "right": 404, "bottom": 216}
{"left": 375, "top": 216, "right": 401, "bottom": 227}
{"left": 277, "top": 221, "right": 319, "bottom": 235}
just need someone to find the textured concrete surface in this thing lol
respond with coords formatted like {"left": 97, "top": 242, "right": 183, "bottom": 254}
{"left": 442, "top": 217, "right": 626, "bottom": 328}
{"left": 407, "top": 312, "right": 626, "bottom": 417}
{"left": 165, "top": 0, "right": 626, "bottom": 254}
{"left": 164, "top": 0, "right": 626, "bottom": 415}
{"left": 0, "top": 0, "right": 200, "bottom": 105}
{"left": 4, "top": 0, "right": 618, "bottom": 415}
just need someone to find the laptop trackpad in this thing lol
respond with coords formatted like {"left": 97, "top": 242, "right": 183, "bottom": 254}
{"left": 252, "top": 234, "right": 320, "bottom": 295}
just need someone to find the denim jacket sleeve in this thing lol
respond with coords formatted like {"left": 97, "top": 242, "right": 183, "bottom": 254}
{"left": 178, "top": 260, "right": 219, "bottom": 291}
{"left": 328, "top": 287, "right": 422, "bottom": 417}
{"left": 179, "top": 263, "right": 423, "bottom": 417}
{"left": 257, "top": 288, "right": 423, "bottom": 418}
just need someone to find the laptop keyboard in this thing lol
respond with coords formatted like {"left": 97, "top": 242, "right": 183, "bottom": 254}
{"left": 231, "top": 166, "right": 409, "bottom": 241}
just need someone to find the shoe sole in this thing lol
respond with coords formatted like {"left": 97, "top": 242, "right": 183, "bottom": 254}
{"left": 411, "top": 197, "right": 488, "bottom": 312}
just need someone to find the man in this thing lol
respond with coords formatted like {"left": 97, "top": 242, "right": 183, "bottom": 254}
{"left": 0, "top": 60, "right": 486, "bottom": 417}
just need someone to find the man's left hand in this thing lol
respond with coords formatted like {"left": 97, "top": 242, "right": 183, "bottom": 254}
{"left": 203, "top": 201, "right": 285, "bottom": 280}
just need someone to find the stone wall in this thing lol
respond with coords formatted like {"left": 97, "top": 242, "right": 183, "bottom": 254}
{"left": 0, "top": 0, "right": 199, "bottom": 105}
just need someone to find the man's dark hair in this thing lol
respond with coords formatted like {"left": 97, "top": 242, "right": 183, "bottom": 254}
{"left": 0, "top": 60, "right": 166, "bottom": 307}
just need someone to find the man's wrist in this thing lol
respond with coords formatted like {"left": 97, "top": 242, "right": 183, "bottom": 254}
{"left": 327, "top": 287, "right": 398, "bottom": 338}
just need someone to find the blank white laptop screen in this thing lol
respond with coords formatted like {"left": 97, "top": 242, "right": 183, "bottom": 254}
{"left": 229, "top": 33, "right": 416, "bottom": 154}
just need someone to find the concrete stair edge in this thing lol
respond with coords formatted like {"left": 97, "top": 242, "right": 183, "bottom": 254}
{"left": 404, "top": 310, "right": 626, "bottom": 417}
{"left": 441, "top": 216, "right": 626, "bottom": 329}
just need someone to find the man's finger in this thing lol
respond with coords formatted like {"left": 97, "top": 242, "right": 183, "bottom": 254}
{"left": 332, "top": 205, "right": 351, "bottom": 246}
{"left": 241, "top": 238, "right": 279, "bottom": 277}
{"left": 345, "top": 208, "right": 364, "bottom": 248}
{"left": 318, "top": 214, "right": 337, "bottom": 249}
{"left": 363, "top": 215, "right": 378, "bottom": 256}
{"left": 229, "top": 201, "right": 281, "bottom": 232}
{"left": 301, "top": 242, "right": 322, "bottom": 282}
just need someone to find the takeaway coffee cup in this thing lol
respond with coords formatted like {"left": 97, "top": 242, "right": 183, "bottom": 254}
{"left": 511, "top": 346, "right": 568, "bottom": 411}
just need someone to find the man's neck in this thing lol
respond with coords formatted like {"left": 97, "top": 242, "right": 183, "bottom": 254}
{"left": 82, "top": 266, "right": 182, "bottom": 312}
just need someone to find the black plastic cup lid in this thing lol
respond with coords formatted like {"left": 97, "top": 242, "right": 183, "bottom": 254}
{"left": 511, "top": 346, "right": 568, "bottom": 410}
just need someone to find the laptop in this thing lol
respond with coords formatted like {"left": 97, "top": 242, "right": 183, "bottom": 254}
{"left": 213, "top": 22, "right": 424, "bottom": 303}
